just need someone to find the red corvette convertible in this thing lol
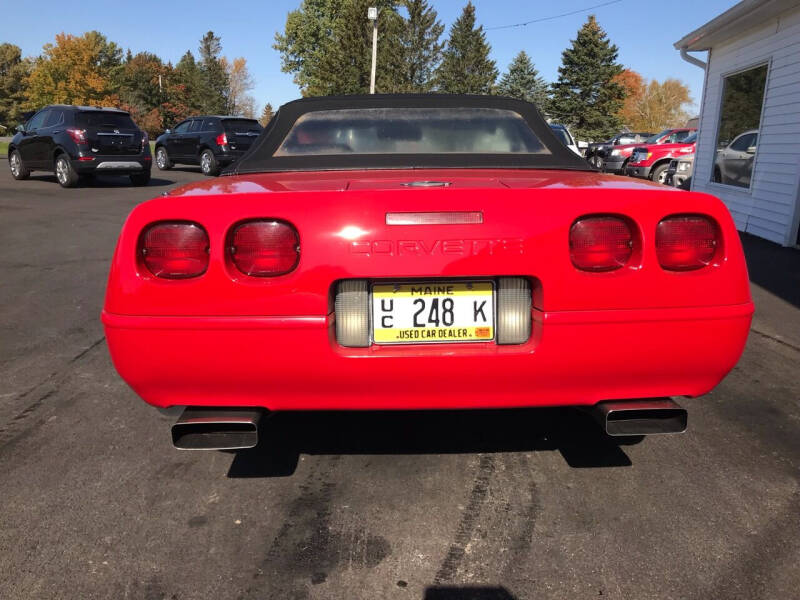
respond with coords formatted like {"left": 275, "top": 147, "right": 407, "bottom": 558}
{"left": 102, "top": 95, "right": 753, "bottom": 450}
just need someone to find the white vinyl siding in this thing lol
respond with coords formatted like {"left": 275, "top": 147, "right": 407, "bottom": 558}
{"left": 692, "top": 6, "right": 800, "bottom": 246}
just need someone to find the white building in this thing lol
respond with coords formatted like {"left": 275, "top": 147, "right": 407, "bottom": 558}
{"left": 675, "top": 0, "right": 800, "bottom": 247}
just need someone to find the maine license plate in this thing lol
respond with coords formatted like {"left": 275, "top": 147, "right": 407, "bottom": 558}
{"left": 372, "top": 281, "right": 494, "bottom": 344}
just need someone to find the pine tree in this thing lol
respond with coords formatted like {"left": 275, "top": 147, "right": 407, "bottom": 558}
{"left": 435, "top": 2, "right": 497, "bottom": 94}
{"left": 273, "top": 0, "right": 346, "bottom": 95}
{"left": 259, "top": 103, "right": 275, "bottom": 127}
{"left": 399, "top": 0, "right": 444, "bottom": 92}
{"left": 116, "top": 52, "right": 164, "bottom": 115}
{"left": 310, "top": 0, "right": 405, "bottom": 95}
{"left": 174, "top": 51, "right": 203, "bottom": 113}
{"left": 0, "top": 44, "right": 31, "bottom": 129}
{"left": 198, "top": 31, "right": 229, "bottom": 114}
{"left": 497, "top": 51, "right": 549, "bottom": 111}
{"left": 549, "top": 15, "right": 625, "bottom": 140}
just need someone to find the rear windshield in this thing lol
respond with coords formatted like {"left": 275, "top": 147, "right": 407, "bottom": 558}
{"left": 223, "top": 119, "right": 262, "bottom": 134}
{"left": 76, "top": 112, "right": 137, "bottom": 129}
{"left": 274, "top": 108, "right": 550, "bottom": 156}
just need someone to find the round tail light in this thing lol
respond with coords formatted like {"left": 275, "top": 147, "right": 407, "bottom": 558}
{"left": 140, "top": 222, "right": 209, "bottom": 279}
{"left": 230, "top": 220, "right": 299, "bottom": 277}
{"left": 656, "top": 215, "right": 719, "bottom": 271}
{"left": 570, "top": 216, "right": 634, "bottom": 272}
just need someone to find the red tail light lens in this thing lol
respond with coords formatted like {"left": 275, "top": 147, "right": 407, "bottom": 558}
{"left": 230, "top": 220, "right": 299, "bottom": 277}
{"left": 570, "top": 216, "right": 634, "bottom": 272}
{"left": 140, "top": 131, "right": 149, "bottom": 151}
{"left": 140, "top": 222, "right": 209, "bottom": 279}
{"left": 656, "top": 215, "right": 719, "bottom": 271}
{"left": 216, "top": 133, "right": 228, "bottom": 146}
{"left": 67, "top": 128, "right": 86, "bottom": 144}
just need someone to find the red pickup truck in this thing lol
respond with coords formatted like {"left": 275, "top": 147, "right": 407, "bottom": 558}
{"left": 626, "top": 130, "right": 697, "bottom": 183}
{"left": 601, "top": 128, "right": 695, "bottom": 174}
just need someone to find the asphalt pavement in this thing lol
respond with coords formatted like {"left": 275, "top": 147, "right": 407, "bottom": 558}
{"left": 0, "top": 165, "right": 799, "bottom": 600}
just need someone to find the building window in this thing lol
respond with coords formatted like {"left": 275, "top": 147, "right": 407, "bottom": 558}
{"left": 712, "top": 63, "right": 768, "bottom": 189}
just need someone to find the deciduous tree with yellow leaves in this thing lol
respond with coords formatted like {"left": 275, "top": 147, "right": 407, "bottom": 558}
{"left": 224, "top": 57, "right": 256, "bottom": 117}
{"left": 614, "top": 69, "right": 692, "bottom": 131}
{"left": 25, "top": 31, "right": 122, "bottom": 108}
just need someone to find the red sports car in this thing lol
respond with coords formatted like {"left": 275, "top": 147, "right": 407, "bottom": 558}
{"left": 102, "top": 95, "right": 753, "bottom": 450}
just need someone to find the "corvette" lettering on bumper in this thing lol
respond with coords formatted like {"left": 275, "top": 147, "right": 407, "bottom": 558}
{"left": 349, "top": 239, "right": 524, "bottom": 256}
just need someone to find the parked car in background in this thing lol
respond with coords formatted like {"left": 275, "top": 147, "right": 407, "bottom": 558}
{"left": 549, "top": 123, "right": 583, "bottom": 157}
{"left": 665, "top": 153, "right": 695, "bottom": 190}
{"left": 585, "top": 131, "right": 654, "bottom": 168}
{"left": 713, "top": 129, "right": 758, "bottom": 188}
{"left": 626, "top": 131, "right": 697, "bottom": 183}
{"left": 8, "top": 105, "right": 151, "bottom": 188}
{"left": 102, "top": 94, "right": 753, "bottom": 454}
{"left": 154, "top": 116, "right": 263, "bottom": 176}
{"left": 602, "top": 128, "right": 695, "bottom": 175}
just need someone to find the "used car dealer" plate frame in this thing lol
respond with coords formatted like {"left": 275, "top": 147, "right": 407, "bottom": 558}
{"left": 371, "top": 280, "right": 495, "bottom": 344}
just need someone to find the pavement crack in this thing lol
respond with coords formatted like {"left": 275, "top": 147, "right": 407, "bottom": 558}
{"left": 68, "top": 336, "right": 106, "bottom": 364}
{"left": 433, "top": 454, "right": 496, "bottom": 584}
{"left": 751, "top": 327, "right": 800, "bottom": 353}
{"left": 0, "top": 336, "right": 105, "bottom": 451}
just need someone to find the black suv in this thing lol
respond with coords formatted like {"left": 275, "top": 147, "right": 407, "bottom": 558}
{"left": 154, "top": 116, "right": 262, "bottom": 176}
{"left": 585, "top": 131, "right": 654, "bottom": 168}
{"left": 8, "top": 105, "right": 151, "bottom": 187}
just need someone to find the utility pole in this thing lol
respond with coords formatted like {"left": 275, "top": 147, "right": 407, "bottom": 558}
{"left": 368, "top": 7, "right": 378, "bottom": 94}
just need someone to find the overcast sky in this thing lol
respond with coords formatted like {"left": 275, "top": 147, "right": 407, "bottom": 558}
{"left": 4, "top": 0, "right": 740, "bottom": 115}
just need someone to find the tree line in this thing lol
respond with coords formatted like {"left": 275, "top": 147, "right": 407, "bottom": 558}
{"left": 275, "top": 0, "right": 691, "bottom": 140}
{"left": 0, "top": 31, "right": 261, "bottom": 138}
{"left": 0, "top": 1, "right": 692, "bottom": 142}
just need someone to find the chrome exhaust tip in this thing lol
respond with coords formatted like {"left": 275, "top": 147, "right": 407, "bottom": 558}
{"left": 591, "top": 398, "right": 687, "bottom": 436}
{"left": 171, "top": 408, "right": 263, "bottom": 450}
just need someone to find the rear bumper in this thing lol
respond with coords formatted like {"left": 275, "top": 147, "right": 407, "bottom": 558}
{"left": 73, "top": 155, "right": 151, "bottom": 174}
{"left": 103, "top": 302, "right": 753, "bottom": 411}
{"left": 218, "top": 150, "right": 246, "bottom": 165}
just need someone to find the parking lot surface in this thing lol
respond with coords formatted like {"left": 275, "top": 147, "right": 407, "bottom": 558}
{"left": 1, "top": 166, "right": 799, "bottom": 600}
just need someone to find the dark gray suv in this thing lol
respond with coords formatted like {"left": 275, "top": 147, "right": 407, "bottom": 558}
{"left": 153, "top": 116, "right": 262, "bottom": 176}
{"left": 8, "top": 105, "right": 151, "bottom": 187}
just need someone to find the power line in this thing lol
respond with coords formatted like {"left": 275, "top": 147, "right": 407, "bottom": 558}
{"left": 485, "top": 0, "right": 625, "bottom": 31}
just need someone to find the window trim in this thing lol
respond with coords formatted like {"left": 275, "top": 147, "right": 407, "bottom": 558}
{"left": 708, "top": 59, "right": 771, "bottom": 194}
{"left": 27, "top": 109, "right": 51, "bottom": 131}
{"left": 173, "top": 120, "right": 192, "bottom": 134}
{"left": 44, "top": 110, "right": 65, "bottom": 128}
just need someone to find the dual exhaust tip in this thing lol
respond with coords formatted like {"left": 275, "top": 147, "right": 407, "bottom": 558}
{"left": 169, "top": 398, "right": 687, "bottom": 450}
{"left": 171, "top": 408, "right": 262, "bottom": 450}
{"left": 589, "top": 398, "right": 687, "bottom": 436}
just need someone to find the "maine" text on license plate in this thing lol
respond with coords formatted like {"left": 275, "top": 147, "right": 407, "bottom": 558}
{"left": 371, "top": 281, "right": 494, "bottom": 344}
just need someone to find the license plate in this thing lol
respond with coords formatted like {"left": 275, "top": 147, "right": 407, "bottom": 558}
{"left": 371, "top": 281, "right": 494, "bottom": 344}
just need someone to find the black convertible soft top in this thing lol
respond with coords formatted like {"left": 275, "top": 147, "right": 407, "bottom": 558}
{"left": 227, "top": 94, "right": 593, "bottom": 175}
